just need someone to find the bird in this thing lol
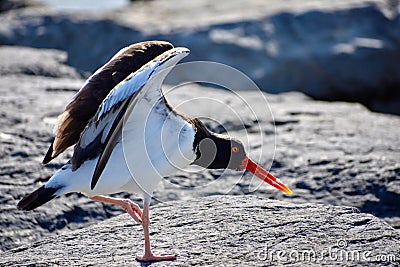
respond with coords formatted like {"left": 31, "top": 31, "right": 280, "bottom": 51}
{"left": 17, "top": 40, "right": 292, "bottom": 262}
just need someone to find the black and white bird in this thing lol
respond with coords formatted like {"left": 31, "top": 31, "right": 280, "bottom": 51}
{"left": 18, "top": 41, "right": 292, "bottom": 262}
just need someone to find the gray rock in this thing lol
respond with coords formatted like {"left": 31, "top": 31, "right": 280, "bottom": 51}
{"left": 0, "top": 0, "right": 399, "bottom": 114}
{"left": 0, "top": 0, "right": 39, "bottom": 13}
{"left": 1, "top": 196, "right": 399, "bottom": 266}
{"left": 0, "top": 46, "right": 81, "bottom": 78}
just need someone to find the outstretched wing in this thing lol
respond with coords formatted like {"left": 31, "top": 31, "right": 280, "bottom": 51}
{"left": 42, "top": 41, "right": 173, "bottom": 165}
{"left": 69, "top": 47, "right": 190, "bottom": 190}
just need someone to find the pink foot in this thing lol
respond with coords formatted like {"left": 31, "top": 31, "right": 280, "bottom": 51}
{"left": 120, "top": 199, "right": 143, "bottom": 223}
{"left": 135, "top": 253, "right": 177, "bottom": 262}
{"left": 90, "top": 196, "right": 142, "bottom": 224}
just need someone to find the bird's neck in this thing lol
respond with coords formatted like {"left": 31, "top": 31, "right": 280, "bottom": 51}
{"left": 189, "top": 118, "right": 231, "bottom": 169}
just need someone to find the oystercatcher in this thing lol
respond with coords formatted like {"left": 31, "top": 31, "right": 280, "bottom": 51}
{"left": 18, "top": 41, "right": 292, "bottom": 262}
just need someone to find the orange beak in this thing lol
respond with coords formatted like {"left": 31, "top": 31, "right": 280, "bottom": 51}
{"left": 241, "top": 157, "right": 292, "bottom": 195}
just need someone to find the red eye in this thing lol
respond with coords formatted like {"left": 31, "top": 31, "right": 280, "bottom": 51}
{"left": 231, "top": 146, "right": 239, "bottom": 153}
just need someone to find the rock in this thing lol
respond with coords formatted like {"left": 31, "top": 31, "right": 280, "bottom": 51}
{"left": 0, "top": 46, "right": 81, "bottom": 78}
{"left": 0, "top": 46, "right": 399, "bottom": 254}
{"left": 1, "top": 196, "right": 399, "bottom": 266}
{"left": 0, "top": 0, "right": 39, "bottom": 13}
{"left": 0, "top": 46, "right": 115, "bottom": 252}
{"left": 0, "top": 0, "right": 399, "bottom": 114}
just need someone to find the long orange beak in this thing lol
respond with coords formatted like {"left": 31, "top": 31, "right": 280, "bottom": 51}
{"left": 241, "top": 157, "right": 292, "bottom": 195}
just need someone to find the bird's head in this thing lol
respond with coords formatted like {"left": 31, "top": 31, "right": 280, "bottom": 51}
{"left": 191, "top": 119, "right": 292, "bottom": 195}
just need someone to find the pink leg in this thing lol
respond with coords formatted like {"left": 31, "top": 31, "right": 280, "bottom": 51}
{"left": 135, "top": 199, "right": 177, "bottom": 262}
{"left": 90, "top": 195, "right": 142, "bottom": 224}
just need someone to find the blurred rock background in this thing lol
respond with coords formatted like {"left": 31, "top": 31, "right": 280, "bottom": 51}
{"left": 1, "top": 0, "right": 400, "bottom": 114}
{"left": 0, "top": 0, "right": 399, "bottom": 256}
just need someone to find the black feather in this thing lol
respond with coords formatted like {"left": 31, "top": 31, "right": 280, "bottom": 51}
{"left": 42, "top": 140, "right": 55, "bottom": 165}
{"left": 17, "top": 186, "right": 59, "bottom": 211}
{"left": 90, "top": 98, "right": 132, "bottom": 190}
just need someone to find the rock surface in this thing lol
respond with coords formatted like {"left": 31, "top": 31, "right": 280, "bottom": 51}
{"left": 0, "top": 45, "right": 399, "bottom": 255}
{"left": 0, "top": 0, "right": 399, "bottom": 114}
{"left": 0, "top": 46, "right": 80, "bottom": 78}
{"left": 0, "top": 0, "right": 39, "bottom": 13}
{"left": 1, "top": 196, "right": 399, "bottom": 266}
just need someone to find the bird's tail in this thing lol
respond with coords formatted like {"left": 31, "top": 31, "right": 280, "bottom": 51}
{"left": 17, "top": 185, "right": 60, "bottom": 211}
{"left": 18, "top": 163, "right": 76, "bottom": 211}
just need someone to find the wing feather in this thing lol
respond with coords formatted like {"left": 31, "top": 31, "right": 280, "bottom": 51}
{"left": 70, "top": 53, "right": 167, "bottom": 175}
{"left": 42, "top": 41, "right": 173, "bottom": 164}
{"left": 70, "top": 78, "right": 144, "bottom": 171}
{"left": 90, "top": 99, "right": 131, "bottom": 189}
{"left": 70, "top": 47, "right": 190, "bottom": 190}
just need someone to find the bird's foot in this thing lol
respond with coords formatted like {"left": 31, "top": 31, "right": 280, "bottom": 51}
{"left": 135, "top": 252, "right": 177, "bottom": 262}
{"left": 90, "top": 196, "right": 143, "bottom": 224}
{"left": 120, "top": 199, "right": 143, "bottom": 224}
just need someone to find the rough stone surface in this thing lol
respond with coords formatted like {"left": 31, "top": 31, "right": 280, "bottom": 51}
{"left": 0, "top": 46, "right": 80, "bottom": 78}
{"left": 0, "top": 0, "right": 399, "bottom": 114}
{"left": 0, "top": 0, "right": 39, "bottom": 13}
{"left": 1, "top": 196, "right": 399, "bottom": 266}
{"left": 0, "top": 46, "right": 399, "bottom": 257}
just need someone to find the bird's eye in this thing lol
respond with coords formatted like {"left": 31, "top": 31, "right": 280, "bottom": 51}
{"left": 231, "top": 146, "right": 239, "bottom": 153}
